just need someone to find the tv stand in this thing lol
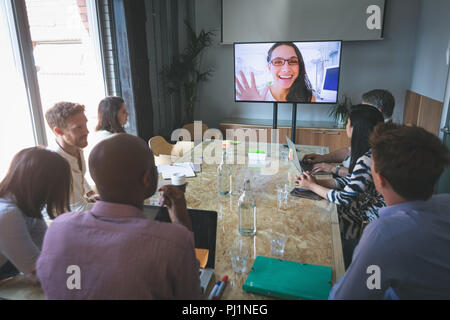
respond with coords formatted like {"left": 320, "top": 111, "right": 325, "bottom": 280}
{"left": 291, "top": 103, "right": 297, "bottom": 143}
{"left": 272, "top": 102, "right": 297, "bottom": 143}
{"left": 272, "top": 102, "right": 278, "bottom": 130}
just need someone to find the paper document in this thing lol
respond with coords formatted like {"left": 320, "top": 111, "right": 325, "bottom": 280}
{"left": 190, "top": 162, "right": 202, "bottom": 172}
{"left": 157, "top": 162, "right": 196, "bottom": 179}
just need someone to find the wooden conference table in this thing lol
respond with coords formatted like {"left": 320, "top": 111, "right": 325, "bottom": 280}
{"left": 0, "top": 140, "right": 345, "bottom": 300}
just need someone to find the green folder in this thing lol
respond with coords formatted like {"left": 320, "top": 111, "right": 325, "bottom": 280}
{"left": 242, "top": 256, "right": 332, "bottom": 300}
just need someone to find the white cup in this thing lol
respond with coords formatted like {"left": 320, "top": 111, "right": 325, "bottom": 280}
{"left": 171, "top": 173, "right": 187, "bottom": 192}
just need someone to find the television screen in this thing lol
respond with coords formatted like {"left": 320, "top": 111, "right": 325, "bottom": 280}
{"left": 234, "top": 41, "right": 342, "bottom": 104}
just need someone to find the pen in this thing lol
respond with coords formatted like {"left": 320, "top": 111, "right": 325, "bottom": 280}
{"left": 207, "top": 281, "right": 221, "bottom": 300}
{"left": 169, "top": 163, "right": 185, "bottom": 167}
{"left": 213, "top": 276, "right": 228, "bottom": 300}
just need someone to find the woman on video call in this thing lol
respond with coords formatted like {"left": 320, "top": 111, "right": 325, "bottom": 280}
{"left": 236, "top": 41, "right": 315, "bottom": 102}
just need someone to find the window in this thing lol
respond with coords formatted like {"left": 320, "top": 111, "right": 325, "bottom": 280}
{"left": 0, "top": 0, "right": 118, "bottom": 179}
{"left": 0, "top": 1, "right": 35, "bottom": 179}
{"left": 25, "top": 0, "right": 107, "bottom": 140}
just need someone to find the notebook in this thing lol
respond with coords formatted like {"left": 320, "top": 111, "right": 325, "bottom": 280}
{"left": 242, "top": 256, "right": 332, "bottom": 300}
{"left": 157, "top": 162, "right": 197, "bottom": 179}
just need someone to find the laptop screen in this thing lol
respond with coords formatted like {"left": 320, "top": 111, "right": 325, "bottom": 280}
{"left": 144, "top": 205, "right": 217, "bottom": 269}
{"left": 188, "top": 209, "right": 217, "bottom": 269}
{"left": 285, "top": 136, "right": 303, "bottom": 173}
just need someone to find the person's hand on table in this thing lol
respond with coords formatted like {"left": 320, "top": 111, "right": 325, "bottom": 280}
{"left": 312, "top": 162, "right": 335, "bottom": 174}
{"left": 294, "top": 172, "right": 317, "bottom": 190}
{"left": 302, "top": 153, "right": 323, "bottom": 164}
{"left": 158, "top": 185, "right": 192, "bottom": 232}
{"left": 236, "top": 71, "right": 269, "bottom": 101}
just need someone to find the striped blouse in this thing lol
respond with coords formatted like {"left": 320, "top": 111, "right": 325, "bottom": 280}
{"left": 326, "top": 150, "right": 386, "bottom": 240}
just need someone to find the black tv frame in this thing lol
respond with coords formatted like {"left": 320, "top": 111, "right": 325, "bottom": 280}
{"left": 233, "top": 40, "right": 343, "bottom": 143}
{"left": 233, "top": 40, "right": 343, "bottom": 105}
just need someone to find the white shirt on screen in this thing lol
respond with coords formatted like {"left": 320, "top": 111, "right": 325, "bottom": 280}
{"left": 264, "top": 87, "right": 276, "bottom": 101}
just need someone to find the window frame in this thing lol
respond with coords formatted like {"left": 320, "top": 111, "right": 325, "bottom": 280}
{"left": 7, "top": 0, "right": 47, "bottom": 146}
{"left": 5, "top": 0, "right": 122, "bottom": 146}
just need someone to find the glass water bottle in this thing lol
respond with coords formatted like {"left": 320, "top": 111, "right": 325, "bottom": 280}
{"left": 238, "top": 178, "right": 256, "bottom": 236}
{"left": 217, "top": 150, "right": 231, "bottom": 195}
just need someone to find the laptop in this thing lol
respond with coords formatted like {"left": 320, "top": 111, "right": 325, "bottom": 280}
{"left": 285, "top": 136, "right": 313, "bottom": 173}
{"left": 143, "top": 205, "right": 217, "bottom": 296}
{"left": 285, "top": 137, "right": 323, "bottom": 201}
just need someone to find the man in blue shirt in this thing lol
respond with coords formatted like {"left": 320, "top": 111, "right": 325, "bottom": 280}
{"left": 329, "top": 123, "right": 450, "bottom": 299}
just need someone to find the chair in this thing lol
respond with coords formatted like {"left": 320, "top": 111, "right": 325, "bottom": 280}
{"left": 182, "top": 122, "right": 209, "bottom": 141}
{"left": 148, "top": 136, "right": 173, "bottom": 156}
{"left": 172, "top": 140, "right": 194, "bottom": 157}
{"left": 148, "top": 136, "right": 194, "bottom": 166}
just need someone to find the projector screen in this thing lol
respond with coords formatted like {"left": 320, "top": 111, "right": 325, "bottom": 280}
{"left": 234, "top": 41, "right": 342, "bottom": 104}
{"left": 222, "top": 0, "right": 385, "bottom": 43}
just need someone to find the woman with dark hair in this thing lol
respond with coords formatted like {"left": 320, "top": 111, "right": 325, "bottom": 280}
{"left": 295, "top": 105, "right": 385, "bottom": 266}
{"left": 95, "top": 96, "right": 128, "bottom": 135}
{"left": 86, "top": 97, "right": 129, "bottom": 184}
{"left": 89, "top": 96, "right": 128, "bottom": 147}
{"left": 236, "top": 41, "right": 315, "bottom": 102}
{"left": 0, "top": 147, "right": 71, "bottom": 280}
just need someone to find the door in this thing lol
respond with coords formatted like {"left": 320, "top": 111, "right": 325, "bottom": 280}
{"left": 436, "top": 58, "right": 450, "bottom": 194}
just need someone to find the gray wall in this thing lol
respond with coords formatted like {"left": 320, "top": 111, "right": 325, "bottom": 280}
{"left": 193, "top": 0, "right": 421, "bottom": 128}
{"left": 410, "top": 0, "right": 450, "bottom": 102}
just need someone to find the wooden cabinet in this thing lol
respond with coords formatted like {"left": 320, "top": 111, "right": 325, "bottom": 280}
{"left": 296, "top": 128, "right": 349, "bottom": 152}
{"left": 404, "top": 90, "right": 443, "bottom": 136}
{"left": 220, "top": 122, "right": 349, "bottom": 152}
{"left": 296, "top": 128, "right": 322, "bottom": 146}
{"left": 220, "top": 124, "right": 273, "bottom": 143}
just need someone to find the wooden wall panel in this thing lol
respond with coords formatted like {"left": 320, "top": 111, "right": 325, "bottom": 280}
{"left": 403, "top": 90, "right": 443, "bottom": 136}
{"left": 417, "top": 95, "right": 444, "bottom": 136}
{"left": 403, "top": 90, "right": 421, "bottom": 126}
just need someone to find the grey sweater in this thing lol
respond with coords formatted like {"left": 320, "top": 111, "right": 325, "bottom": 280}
{"left": 0, "top": 197, "right": 47, "bottom": 274}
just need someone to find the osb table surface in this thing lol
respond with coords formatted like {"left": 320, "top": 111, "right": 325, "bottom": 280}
{"left": 175, "top": 140, "right": 344, "bottom": 300}
{"left": 0, "top": 140, "right": 344, "bottom": 300}
{"left": 0, "top": 275, "right": 43, "bottom": 300}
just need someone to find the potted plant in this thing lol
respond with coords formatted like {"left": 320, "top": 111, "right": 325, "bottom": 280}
{"left": 328, "top": 95, "right": 352, "bottom": 128}
{"left": 162, "top": 22, "right": 215, "bottom": 125}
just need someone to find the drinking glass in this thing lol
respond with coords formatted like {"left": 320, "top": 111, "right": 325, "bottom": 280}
{"left": 280, "top": 148, "right": 289, "bottom": 164}
{"left": 270, "top": 231, "right": 287, "bottom": 257}
{"left": 229, "top": 241, "right": 249, "bottom": 273}
{"left": 276, "top": 184, "right": 289, "bottom": 202}
{"left": 276, "top": 184, "right": 290, "bottom": 211}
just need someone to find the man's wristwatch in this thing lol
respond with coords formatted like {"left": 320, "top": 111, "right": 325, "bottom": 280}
{"left": 334, "top": 165, "right": 341, "bottom": 175}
